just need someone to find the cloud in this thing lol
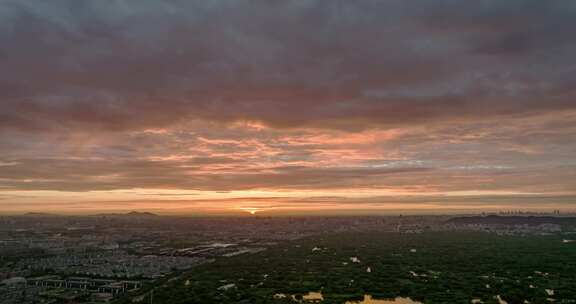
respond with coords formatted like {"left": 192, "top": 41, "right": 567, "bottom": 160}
{"left": 0, "top": 0, "right": 575, "bottom": 132}
{"left": 0, "top": 109, "right": 574, "bottom": 195}
{"left": 0, "top": 156, "right": 433, "bottom": 191}
{"left": 0, "top": 1, "right": 575, "bottom": 213}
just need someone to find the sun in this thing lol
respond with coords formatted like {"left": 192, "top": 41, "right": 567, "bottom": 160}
{"left": 237, "top": 207, "right": 262, "bottom": 215}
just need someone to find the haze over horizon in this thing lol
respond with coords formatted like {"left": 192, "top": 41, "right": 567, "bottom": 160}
{"left": 1, "top": 1, "right": 575, "bottom": 216}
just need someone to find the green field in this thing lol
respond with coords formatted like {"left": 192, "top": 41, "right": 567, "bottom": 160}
{"left": 118, "top": 232, "right": 576, "bottom": 304}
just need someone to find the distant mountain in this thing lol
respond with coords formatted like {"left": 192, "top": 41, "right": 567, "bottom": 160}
{"left": 126, "top": 211, "right": 159, "bottom": 217}
{"left": 92, "top": 211, "right": 160, "bottom": 219}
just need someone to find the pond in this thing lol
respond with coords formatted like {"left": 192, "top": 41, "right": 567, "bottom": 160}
{"left": 345, "top": 295, "right": 422, "bottom": 304}
{"left": 303, "top": 292, "right": 324, "bottom": 301}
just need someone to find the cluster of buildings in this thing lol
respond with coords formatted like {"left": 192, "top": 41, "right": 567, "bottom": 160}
{"left": 1, "top": 250, "right": 206, "bottom": 303}
{"left": 15, "top": 251, "right": 206, "bottom": 279}
{"left": 443, "top": 222, "right": 563, "bottom": 235}
{"left": 1, "top": 275, "right": 141, "bottom": 304}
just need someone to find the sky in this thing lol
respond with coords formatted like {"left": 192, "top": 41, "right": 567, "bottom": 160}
{"left": 0, "top": 0, "right": 575, "bottom": 215}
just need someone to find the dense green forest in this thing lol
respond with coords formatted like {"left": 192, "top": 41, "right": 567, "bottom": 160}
{"left": 116, "top": 232, "right": 576, "bottom": 304}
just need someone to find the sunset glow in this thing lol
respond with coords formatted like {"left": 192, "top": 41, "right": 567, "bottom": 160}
{"left": 0, "top": 1, "right": 575, "bottom": 215}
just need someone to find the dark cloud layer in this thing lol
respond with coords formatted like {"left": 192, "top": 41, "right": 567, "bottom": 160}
{"left": 1, "top": 0, "right": 575, "bottom": 132}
